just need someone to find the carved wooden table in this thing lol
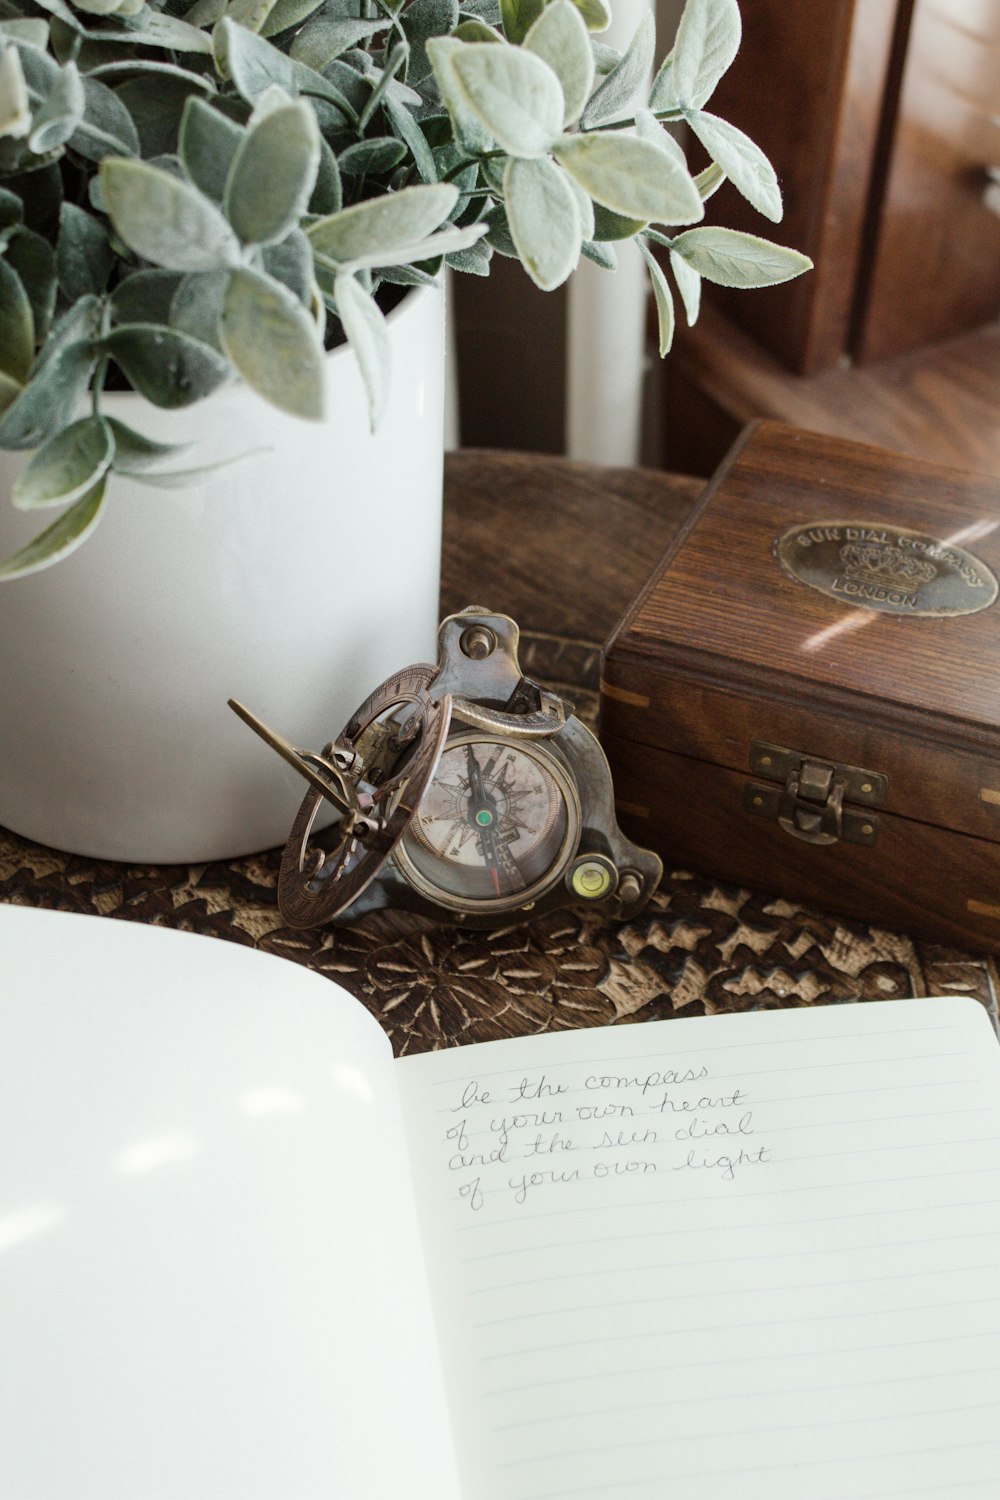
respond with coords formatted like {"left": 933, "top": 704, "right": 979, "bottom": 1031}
{"left": 2, "top": 450, "right": 995, "bottom": 1051}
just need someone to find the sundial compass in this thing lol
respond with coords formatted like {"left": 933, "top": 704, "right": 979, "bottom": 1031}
{"left": 230, "top": 608, "right": 661, "bottom": 927}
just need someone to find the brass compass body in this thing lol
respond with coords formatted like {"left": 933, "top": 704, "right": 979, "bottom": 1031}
{"left": 230, "top": 609, "right": 661, "bottom": 928}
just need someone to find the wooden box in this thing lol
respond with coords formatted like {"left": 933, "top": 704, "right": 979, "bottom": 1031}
{"left": 601, "top": 421, "right": 1000, "bottom": 951}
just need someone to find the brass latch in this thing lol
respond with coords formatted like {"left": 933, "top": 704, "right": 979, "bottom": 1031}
{"left": 743, "top": 741, "right": 887, "bottom": 847}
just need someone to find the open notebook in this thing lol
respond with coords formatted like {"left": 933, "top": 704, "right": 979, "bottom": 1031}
{"left": 3, "top": 903, "right": 1000, "bottom": 1499}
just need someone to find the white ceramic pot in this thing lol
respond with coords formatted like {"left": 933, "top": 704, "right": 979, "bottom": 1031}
{"left": 0, "top": 284, "right": 445, "bottom": 862}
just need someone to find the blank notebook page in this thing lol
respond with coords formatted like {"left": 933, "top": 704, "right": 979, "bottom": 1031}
{"left": 395, "top": 996, "right": 1000, "bottom": 1500}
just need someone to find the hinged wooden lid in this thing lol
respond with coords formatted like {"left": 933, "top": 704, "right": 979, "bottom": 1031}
{"left": 607, "top": 421, "right": 1000, "bottom": 759}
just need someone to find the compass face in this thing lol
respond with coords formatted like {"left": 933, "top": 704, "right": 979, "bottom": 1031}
{"left": 396, "top": 732, "right": 580, "bottom": 911}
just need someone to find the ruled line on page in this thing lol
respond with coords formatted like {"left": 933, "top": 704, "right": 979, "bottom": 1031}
{"left": 477, "top": 1292, "right": 1000, "bottom": 1361}
{"left": 466, "top": 1221, "right": 1000, "bottom": 1293}
{"left": 453, "top": 1097, "right": 989, "bottom": 1146}
{"left": 472, "top": 1258, "right": 1000, "bottom": 1330}
{"left": 498, "top": 1397, "right": 1000, "bottom": 1469}
{"left": 433, "top": 1049, "right": 972, "bottom": 1111}
{"left": 519, "top": 1433, "right": 1000, "bottom": 1500}
{"left": 457, "top": 1162, "right": 1000, "bottom": 1235}
{"left": 482, "top": 1325, "right": 1000, "bottom": 1399}
{"left": 487, "top": 1360, "right": 1000, "bottom": 1435}
{"left": 425, "top": 1021, "right": 963, "bottom": 1086}
{"left": 462, "top": 1192, "right": 1000, "bottom": 1263}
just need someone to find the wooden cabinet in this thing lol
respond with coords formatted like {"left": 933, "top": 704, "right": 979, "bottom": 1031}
{"left": 664, "top": 0, "right": 1000, "bottom": 473}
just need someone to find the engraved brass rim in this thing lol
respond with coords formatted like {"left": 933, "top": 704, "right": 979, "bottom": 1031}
{"left": 775, "top": 520, "right": 998, "bottom": 618}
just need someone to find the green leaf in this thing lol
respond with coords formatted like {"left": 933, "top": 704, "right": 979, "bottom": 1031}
{"left": 569, "top": 0, "right": 610, "bottom": 31}
{"left": 581, "top": 237, "right": 616, "bottom": 268}
{"left": 68, "top": 76, "right": 140, "bottom": 162}
{"left": 115, "top": 445, "right": 268, "bottom": 487}
{"left": 110, "top": 12, "right": 215, "bottom": 53}
{"left": 504, "top": 153, "right": 581, "bottom": 290}
{"left": 0, "top": 255, "right": 34, "bottom": 384}
{"left": 220, "top": 265, "right": 325, "bottom": 418}
{"left": 638, "top": 238, "right": 673, "bottom": 354}
{"left": 0, "top": 43, "right": 30, "bottom": 139}
{"left": 670, "top": 226, "right": 812, "bottom": 286}
{"left": 334, "top": 270, "right": 388, "bottom": 429}
{"left": 104, "top": 323, "right": 232, "bottom": 406}
{"left": 215, "top": 16, "right": 298, "bottom": 103}
{"left": 426, "top": 36, "right": 492, "bottom": 154}
{"left": 7, "top": 226, "right": 57, "bottom": 340}
{"left": 320, "top": 220, "right": 486, "bottom": 273}
{"left": 28, "top": 58, "right": 83, "bottom": 153}
{"left": 259, "top": 0, "right": 325, "bottom": 38}
{"left": 523, "top": 0, "right": 593, "bottom": 127}
{"left": 0, "top": 477, "right": 107, "bottom": 581}
{"left": 224, "top": 99, "right": 318, "bottom": 245}
{"left": 498, "top": 0, "right": 542, "bottom": 44}
{"left": 106, "top": 416, "right": 188, "bottom": 473}
{"left": 694, "top": 159, "right": 725, "bottom": 199}
{"left": 0, "top": 367, "right": 23, "bottom": 415}
{"left": 383, "top": 92, "right": 436, "bottom": 183}
{"left": 397, "top": 0, "right": 459, "bottom": 83}
{"left": 111, "top": 268, "right": 184, "bottom": 324}
{"left": 670, "top": 0, "right": 740, "bottom": 110}
{"left": 448, "top": 40, "right": 563, "bottom": 158}
{"left": 591, "top": 200, "right": 647, "bottom": 240}
{"left": 0, "top": 185, "right": 22, "bottom": 233}
{"left": 289, "top": 15, "right": 385, "bottom": 71}
{"left": 56, "top": 202, "right": 111, "bottom": 301}
{"left": 338, "top": 135, "right": 407, "bottom": 176}
{"left": 170, "top": 268, "right": 229, "bottom": 351}
{"left": 580, "top": 9, "right": 654, "bottom": 129}
{"left": 113, "top": 72, "right": 206, "bottom": 157}
{"left": 446, "top": 236, "right": 492, "bottom": 274}
{"left": 0, "top": 19, "right": 50, "bottom": 49}
{"left": 13, "top": 413, "right": 113, "bottom": 509}
{"left": 669, "top": 244, "right": 700, "bottom": 323}
{"left": 554, "top": 131, "right": 703, "bottom": 224}
{"left": 261, "top": 227, "right": 313, "bottom": 306}
{"left": 307, "top": 181, "right": 458, "bottom": 263}
{"left": 686, "top": 109, "right": 781, "bottom": 222}
{"left": 179, "top": 96, "right": 245, "bottom": 202}
{"left": 101, "top": 158, "right": 242, "bottom": 271}
{"left": 634, "top": 106, "right": 687, "bottom": 170}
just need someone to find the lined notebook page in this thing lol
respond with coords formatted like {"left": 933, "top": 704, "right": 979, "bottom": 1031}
{"left": 395, "top": 997, "right": 1000, "bottom": 1500}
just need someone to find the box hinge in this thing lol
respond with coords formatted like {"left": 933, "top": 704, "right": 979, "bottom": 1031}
{"left": 743, "top": 741, "right": 887, "bottom": 847}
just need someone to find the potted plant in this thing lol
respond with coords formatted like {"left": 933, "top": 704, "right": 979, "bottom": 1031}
{"left": 0, "top": 0, "right": 808, "bottom": 861}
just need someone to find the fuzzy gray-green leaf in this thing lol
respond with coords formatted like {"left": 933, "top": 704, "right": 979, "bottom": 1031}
{"left": 289, "top": 15, "right": 386, "bottom": 71}
{"left": 504, "top": 154, "right": 581, "bottom": 290}
{"left": 555, "top": 131, "right": 702, "bottom": 224}
{"left": 0, "top": 44, "right": 30, "bottom": 140}
{"left": 0, "top": 338, "right": 95, "bottom": 449}
{"left": 28, "top": 58, "right": 83, "bottom": 153}
{"left": 307, "top": 182, "right": 458, "bottom": 263}
{"left": 107, "top": 416, "right": 188, "bottom": 473}
{"left": 670, "top": 225, "right": 811, "bottom": 287}
{"left": 220, "top": 265, "right": 325, "bottom": 418}
{"left": 224, "top": 99, "right": 319, "bottom": 245}
{"left": 638, "top": 237, "right": 673, "bottom": 354}
{"left": 179, "top": 96, "right": 245, "bottom": 202}
{"left": 580, "top": 8, "right": 653, "bottom": 129}
{"left": 400, "top": 0, "right": 459, "bottom": 83}
{"left": 57, "top": 200, "right": 112, "bottom": 298}
{"left": 449, "top": 41, "right": 563, "bottom": 158}
{"left": 69, "top": 76, "right": 140, "bottom": 162}
{"left": 13, "top": 413, "right": 113, "bottom": 509}
{"left": 498, "top": 0, "right": 543, "bottom": 44}
{"left": 102, "top": 157, "right": 242, "bottom": 271}
{"left": 105, "top": 322, "right": 232, "bottom": 406}
{"left": 6, "top": 228, "right": 56, "bottom": 342}
{"left": 670, "top": 0, "right": 740, "bottom": 110}
{"left": 523, "top": 0, "right": 592, "bottom": 127}
{"left": 0, "top": 255, "right": 34, "bottom": 384}
{"left": 215, "top": 16, "right": 298, "bottom": 103}
{"left": 669, "top": 244, "right": 700, "bottom": 323}
{"left": 686, "top": 108, "right": 781, "bottom": 221}
{"left": 0, "top": 476, "right": 107, "bottom": 581}
{"left": 334, "top": 270, "right": 388, "bottom": 428}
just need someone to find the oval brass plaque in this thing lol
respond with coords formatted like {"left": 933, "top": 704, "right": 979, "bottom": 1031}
{"left": 776, "top": 521, "right": 998, "bottom": 618}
